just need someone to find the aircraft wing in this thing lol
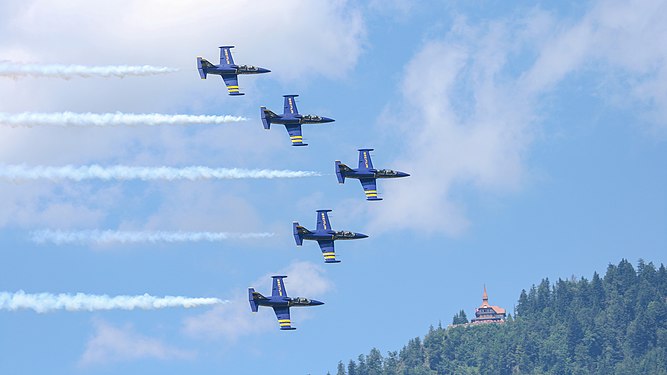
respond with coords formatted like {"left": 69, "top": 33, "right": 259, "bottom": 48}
{"left": 316, "top": 210, "right": 332, "bottom": 232}
{"left": 283, "top": 95, "right": 299, "bottom": 115}
{"left": 272, "top": 276, "right": 288, "bottom": 297}
{"left": 360, "top": 178, "right": 382, "bottom": 201}
{"left": 317, "top": 240, "right": 339, "bottom": 263}
{"left": 221, "top": 74, "right": 242, "bottom": 96}
{"left": 285, "top": 124, "right": 306, "bottom": 146}
{"left": 358, "top": 149, "right": 374, "bottom": 170}
{"left": 219, "top": 46, "right": 236, "bottom": 66}
{"left": 272, "top": 306, "right": 295, "bottom": 330}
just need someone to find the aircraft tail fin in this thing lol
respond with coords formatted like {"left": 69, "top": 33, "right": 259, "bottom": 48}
{"left": 283, "top": 95, "right": 299, "bottom": 115}
{"left": 293, "top": 222, "right": 306, "bottom": 246}
{"left": 197, "top": 57, "right": 214, "bottom": 79}
{"left": 335, "top": 161, "right": 352, "bottom": 183}
{"left": 248, "top": 288, "right": 266, "bottom": 312}
{"left": 260, "top": 107, "right": 278, "bottom": 129}
{"left": 219, "top": 46, "right": 235, "bottom": 66}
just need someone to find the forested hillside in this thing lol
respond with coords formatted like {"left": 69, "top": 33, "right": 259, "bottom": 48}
{"left": 331, "top": 259, "right": 667, "bottom": 375}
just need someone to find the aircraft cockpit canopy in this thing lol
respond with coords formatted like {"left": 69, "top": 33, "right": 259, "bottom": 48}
{"left": 238, "top": 65, "right": 258, "bottom": 71}
{"left": 292, "top": 297, "right": 310, "bottom": 304}
{"left": 378, "top": 169, "right": 397, "bottom": 175}
{"left": 336, "top": 231, "right": 355, "bottom": 238}
{"left": 302, "top": 114, "right": 322, "bottom": 121}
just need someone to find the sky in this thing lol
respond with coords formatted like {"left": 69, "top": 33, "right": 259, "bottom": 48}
{"left": 0, "top": 0, "right": 666, "bottom": 374}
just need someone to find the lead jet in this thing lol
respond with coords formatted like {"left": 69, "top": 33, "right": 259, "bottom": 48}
{"left": 335, "top": 149, "right": 410, "bottom": 201}
{"left": 293, "top": 209, "right": 368, "bottom": 263}
{"left": 260, "top": 95, "right": 335, "bottom": 146}
{"left": 197, "top": 46, "right": 270, "bottom": 95}
{"left": 249, "top": 275, "right": 324, "bottom": 330}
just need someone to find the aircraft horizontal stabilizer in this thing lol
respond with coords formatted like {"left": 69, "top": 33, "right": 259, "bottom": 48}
{"left": 293, "top": 222, "right": 304, "bottom": 246}
{"left": 248, "top": 288, "right": 260, "bottom": 312}
{"left": 260, "top": 107, "right": 277, "bottom": 129}
{"left": 335, "top": 161, "right": 347, "bottom": 183}
{"left": 196, "top": 57, "right": 208, "bottom": 79}
{"left": 197, "top": 57, "right": 217, "bottom": 79}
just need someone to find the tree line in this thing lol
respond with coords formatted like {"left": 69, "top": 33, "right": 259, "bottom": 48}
{"left": 330, "top": 259, "right": 667, "bottom": 375}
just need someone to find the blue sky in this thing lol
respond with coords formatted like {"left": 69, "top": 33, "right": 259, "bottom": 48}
{"left": 1, "top": 0, "right": 666, "bottom": 374}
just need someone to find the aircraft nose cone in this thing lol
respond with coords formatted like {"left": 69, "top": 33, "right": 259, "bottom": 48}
{"left": 310, "top": 299, "right": 324, "bottom": 306}
{"left": 258, "top": 68, "right": 271, "bottom": 73}
{"left": 356, "top": 233, "right": 369, "bottom": 239}
{"left": 321, "top": 117, "right": 335, "bottom": 123}
{"left": 398, "top": 172, "right": 410, "bottom": 177}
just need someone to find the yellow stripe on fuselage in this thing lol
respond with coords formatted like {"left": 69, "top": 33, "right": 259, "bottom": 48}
{"left": 278, "top": 319, "right": 291, "bottom": 323}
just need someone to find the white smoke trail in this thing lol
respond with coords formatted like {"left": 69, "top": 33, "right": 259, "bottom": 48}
{"left": 0, "top": 165, "right": 321, "bottom": 181}
{"left": 31, "top": 230, "right": 275, "bottom": 245}
{"left": 0, "top": 112, "right": 246, "bottom": 127}
{"left": 0, "top": 62, "right": 178, "bottom": 79}
{"left": 0, "top": 291, "right": 226, "bottom": 313}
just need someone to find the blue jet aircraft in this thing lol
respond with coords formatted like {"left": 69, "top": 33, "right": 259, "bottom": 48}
{"left": 335, "top": 149, "right": 410, "bottom": 201}
{"left": 293, "top": 209, "right": 368, "bottom": 263}
{"left": 260, "top": 95, "right": 335, "bottom": 146}
{"left": 197, "top": 46, "right": 270, "bottom": 95}
{"left": 249, "top": 276, "right": 324, "bottom": 330}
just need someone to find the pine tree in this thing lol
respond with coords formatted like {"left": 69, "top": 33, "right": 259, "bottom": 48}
{"left": 517, "top": 289, "right": 529, "bottom": 317}
{"left": 356, "top": 354, "right": 367, "bottom": 375}
{"left": 347, "top": 360, "right": 357, "bottom": 375}
{"left": 366, "top": 348, "right": 383, "bottom": 375}
{"left": 452, "top": 309, "right": 469, "bottom": 325}
{"left": 336, "top": 361, "right": 346, "bottom": 375}
{"left": 383, "top": 351, "right": 399, "bottom": 375}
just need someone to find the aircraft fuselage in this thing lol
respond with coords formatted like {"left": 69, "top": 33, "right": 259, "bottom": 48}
{"left": 300, "top": 230, "right": 368, "bottom": 242}
{"left": 344, "top": 169, "right": 411, "bottom": 180}
{"left": 255, "top": 296, "right": 324, "bottom": 308}
{"left": 270, "top": 114, "right": 335, "bottom": 125}
{"left": 207, "top": 65, "right": 271, "bottom": 76}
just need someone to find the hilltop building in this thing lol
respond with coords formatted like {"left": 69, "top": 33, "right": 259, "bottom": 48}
{"left": 470, "top": 286, "right": 506, "bottom": 324}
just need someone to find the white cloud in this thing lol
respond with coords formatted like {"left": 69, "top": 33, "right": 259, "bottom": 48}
{"left": 0, "top": 183, "right": 118, "bottom": 229}
{"left": 0, "top": 0, "right": 365, "bottom": 87}
{"left": 275, "top": 260, "right": 332, "bottom": 297}
{"left": 138, "top": 183, "right": 265, "bottom": 233}
{"left": 369, "top": 22, "right": 532, "bottom": 235}
{"left": 0, "top": 0, "right": 366, "bottom": 231}
{"left": 370, "top": 0, "right": 667, "bottom": 235}
{"left": 182, "top": 260, "right": 331, "bottom": 340}
{"left": 79, "top": 319, "right": 194, "bottom": 366}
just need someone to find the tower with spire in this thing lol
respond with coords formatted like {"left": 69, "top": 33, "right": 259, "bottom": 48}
{"left": 470, "top": 286, "right": 507, "bottom": 324}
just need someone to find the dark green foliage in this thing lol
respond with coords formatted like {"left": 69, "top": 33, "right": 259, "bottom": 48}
{"left": 348, "top": 359, "right": 357, "bottom": 375}
{"left": 337, "top": 361, "right": 347, "bottom": 375}
{"left": 333, "top": 259, "right": 667, "bottom": 375}
{"left": 452, "top": 309, "right": 469, "bottom": 325}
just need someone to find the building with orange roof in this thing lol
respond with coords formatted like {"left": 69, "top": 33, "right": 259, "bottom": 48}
{"left": 470, "top": 286, "right": 506, "bottom": 324}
